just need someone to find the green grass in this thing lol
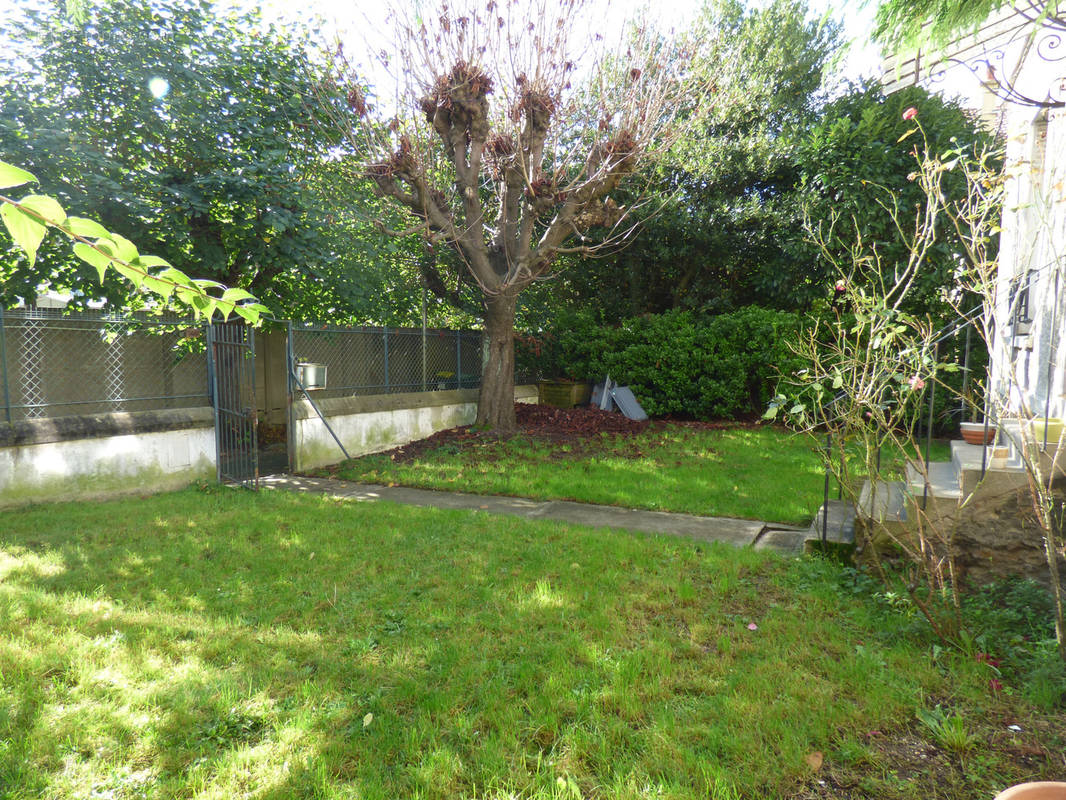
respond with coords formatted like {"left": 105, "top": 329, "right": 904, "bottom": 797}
{"left": 0, "top": 488, "right": 1058, "bottom": 799}
{"left": 328, "top": 425, "right": 951, "bottom": 526}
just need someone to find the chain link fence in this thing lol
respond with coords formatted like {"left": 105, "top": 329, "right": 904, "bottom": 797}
{"left": 0, "top": 307, "right": 209, "bottom": 422}
{"left": 289, "top": 325, "right": 483, "bottom": 401}
{"left": 1, "top": 309, "right": 485, "bottom": 422}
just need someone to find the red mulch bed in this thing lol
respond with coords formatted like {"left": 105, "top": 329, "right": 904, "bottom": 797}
{"left": 515, "top": 401, "right": 649, "bottom": 435}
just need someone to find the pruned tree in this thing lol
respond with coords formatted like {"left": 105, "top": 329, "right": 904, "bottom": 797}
{"left": 324, "top": 0, "right": 709, "bottom": 432}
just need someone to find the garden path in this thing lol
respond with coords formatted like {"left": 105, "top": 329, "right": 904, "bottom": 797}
{"left": 260, "top": 474, "right": 809, "bottom": 554}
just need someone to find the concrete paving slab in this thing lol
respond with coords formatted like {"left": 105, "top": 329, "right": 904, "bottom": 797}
{"left": 261, "top": 474, "right": 777, "bottom": 551}
{"left": 753, "top": 529, "right": 807, "bottom": 556}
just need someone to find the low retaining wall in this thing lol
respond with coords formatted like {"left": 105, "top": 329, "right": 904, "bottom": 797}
{"left": 0, "top": 407, "right": 215, "bottom": 508}
{"left": 293, "top": 385, "right": 538, "bottom": 472}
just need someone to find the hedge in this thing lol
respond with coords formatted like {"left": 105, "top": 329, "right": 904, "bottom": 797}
{"left": 515, "top": 307, "right": 807, "bottom": 420}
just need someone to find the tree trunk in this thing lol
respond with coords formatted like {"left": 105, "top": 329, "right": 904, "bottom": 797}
{"left": 476, "top": 291, "right": 518, "bottom": 433}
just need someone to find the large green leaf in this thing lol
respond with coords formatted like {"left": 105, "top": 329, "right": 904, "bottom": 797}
{"left": 1, "top": 203, "right": 47, "bottom": 267}
{"left": 63, "top": 216, "right": 111, "bottom": 239}
{"left": 0, "top": 161, "right": 37, "bottom": 189}
{"left": 19, "top": 194, "right": 66, "bottom": 226}
{"left": 72, "top": 242, "right": 115, "bottom": 283}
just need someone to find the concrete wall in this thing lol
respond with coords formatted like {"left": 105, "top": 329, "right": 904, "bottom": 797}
{"left": 0, "top": 407, "right": 216, "bottom": 508}
{"left": 293, "top": 384, "right": 539, "bottom": 472}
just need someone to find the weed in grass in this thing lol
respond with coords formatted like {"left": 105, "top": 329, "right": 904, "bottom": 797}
{"left": 1022, "top": 646, "right": 1066, "bottom": 709}
{"left": 196, "top": 707, "right": 266, "bottom": 748}
{"left": 916, "top": 706, "right": 977, "bottom": 754}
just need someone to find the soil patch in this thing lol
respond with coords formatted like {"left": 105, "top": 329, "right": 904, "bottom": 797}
{"left": 788, "top": 713, "right": 1066, "bottom": 799}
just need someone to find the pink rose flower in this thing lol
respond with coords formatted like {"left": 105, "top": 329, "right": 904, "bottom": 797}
{"left": 747, "top": 622, "right": 758, "bottom": 631}
{"left": 908, "top": 375, "right": 925, "bottom": 391}
{"left": 902, "top": 107, "right": 918, "bottom": 120}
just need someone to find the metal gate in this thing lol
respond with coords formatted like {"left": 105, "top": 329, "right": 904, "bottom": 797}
{"left": 207, "top": 322, "right": 259, "bottom": 488}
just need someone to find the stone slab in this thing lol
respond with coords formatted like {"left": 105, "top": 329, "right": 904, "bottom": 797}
{"left": 0, "top": 406, "right": 214, "bottom": 447}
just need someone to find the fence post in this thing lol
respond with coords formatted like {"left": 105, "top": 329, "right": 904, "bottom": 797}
{"left": 455, "top": 330, "right": 462, "bottom": 389}
{"left": 206, "top": 323, "right": 222, "bottom": 484}
{"left": 0, "top": 306, "right": 10, "bottom": 424}
{"left": 959, "top": 322, "right": 972, "bottom": 425}
{"left": 421, "top": 288, "right": 428, "bottom": 392}
{"left": 822, "top": 433, "right": 831, "bottom": 547}
{"left": 383, "top": 326, "right": 390, "bottom": 392}
{"left": 1043, "top": 268, "right": 1060, "bottom": 450}
{"left": 923, "top": 342, "right": 938, "bottom": 509}
{"left": 286, "top": 320, "right": 296, "bottom": 474}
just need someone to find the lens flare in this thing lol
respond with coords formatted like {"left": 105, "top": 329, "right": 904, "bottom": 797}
{"left": 148, "top": 77, "right": 170, "bottom": 99}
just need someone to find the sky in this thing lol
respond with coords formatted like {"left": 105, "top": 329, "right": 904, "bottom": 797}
{"left": 0, "top": 0, "right": 885, "bottom": 86}
{"left": 233, "top": 0, "right": 885, "bottom": 82}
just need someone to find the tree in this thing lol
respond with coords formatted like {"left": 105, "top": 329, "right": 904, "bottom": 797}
{"left": 0, "top": 0, "right": 354, "bottom": 316}
{"left": 326, "top": 0, "right": 708, "bottom": 432}
{"left": 873, "top": 0, "right": 1064, "bottom": 50}
{"left": 556, "top": 0, "right": 840, "bottom": 317}
{"left": 538, "top": 82, "right": 994, "bottom": 322}
{"left": 1, "top": 160, "right": 267, "bottom": 322}
{"left": 798, "top": 82, "right": 999, "bottom": 317}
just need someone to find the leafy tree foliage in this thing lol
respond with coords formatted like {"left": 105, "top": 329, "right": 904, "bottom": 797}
{"left": 545, "top": 25, "right": 994, "bottom": 321}
{"left": 800, "top": 83, "right": 999, "bottom": 315}
{"left": 0, "top": 0, "right": 394, "bottom": 318}
{"left": 1, "top": 160, "right": 268, "bottom": 322}
{"left": 872, "top": 0, "right": 1063, "bottom": 50}
{"left": 555, "top": 0, "right": 841, "bottom": 317}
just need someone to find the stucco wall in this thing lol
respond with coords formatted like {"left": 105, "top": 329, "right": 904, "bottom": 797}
{"left": 0, "top": 407, "right": 216, "bottom": 508}
{"left": 293, "top": 385, "right": 539, "bottom": 472}
{"left": 994, "top": 105, "right": 1066, "bottom": 420}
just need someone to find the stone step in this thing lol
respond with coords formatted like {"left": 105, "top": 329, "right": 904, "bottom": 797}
{"left": 951, "top": 438, "right": 1024, "bottom": 473}
{"left": 806, "top": 499, "right": 856, "bottom": 544}
{"left": 857, "top": 479, "right": 908, "bottom": 522}
{"left": 906, "top": 459, "right": 963, "bottom": 500}
{"left": 950, "top": 438, "right": 1029, "bottom": 495}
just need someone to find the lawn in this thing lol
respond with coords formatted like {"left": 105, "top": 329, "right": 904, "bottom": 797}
{"left": 1, "top": 488, "right": 1061, "bottom": 799}
{"left": 327, "top": 424, "right": 951, "bottom": 526}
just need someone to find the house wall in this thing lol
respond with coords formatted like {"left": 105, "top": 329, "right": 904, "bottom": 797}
{"left": 0, "top": 407, "right": 216, "bottom": 508}
{"left": 292, "top": 385, "right": 538, "bottom": 472}
{"left": 994, "top": 105, "right": 1066, "bottom": 420}
{"left": 879, "top": 8, "right": 1066, "bottom": 422}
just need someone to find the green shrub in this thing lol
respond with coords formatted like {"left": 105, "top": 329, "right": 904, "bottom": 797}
{"left": 516, "top": 307, "right": 807, "bottom": 419}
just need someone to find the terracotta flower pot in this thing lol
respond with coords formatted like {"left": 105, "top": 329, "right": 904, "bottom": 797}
{"left": 960, "top": 421, "right": 996, "bottom": 446}
{"left": 994, "top": 782, "right": 1066, "bottom": 800}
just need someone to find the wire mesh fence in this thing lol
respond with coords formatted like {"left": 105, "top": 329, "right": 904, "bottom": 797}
{"left": 0, "top": 309, "right": 485, "bottom": 422}
{"left": 289, "top": 325, "right": 483, "bottom": 401}
{"left": 0, "top": 307, "right": 209, "bottom": 422}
